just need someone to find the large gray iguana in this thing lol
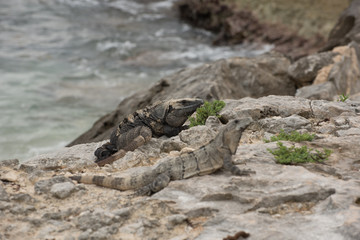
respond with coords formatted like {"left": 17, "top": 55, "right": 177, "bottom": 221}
{"left": 94, "top": 98, "right": 204, "bottom": 166}
{"left": 71, "top": 118, "right": 255, "bottom": 195}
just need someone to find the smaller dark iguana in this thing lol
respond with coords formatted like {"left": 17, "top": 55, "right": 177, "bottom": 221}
{"left": 71, "top": 118, "right": 255, "bottom": 195}
{"left": 94, "top": 98, "right": 204, "bottom": 166}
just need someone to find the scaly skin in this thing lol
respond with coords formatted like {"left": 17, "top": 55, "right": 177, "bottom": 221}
{"left": 71, "top": 118, "right": 255, "bottom": 195}
{"left": 94, "top": 98, "right": 204, "bottom": 166}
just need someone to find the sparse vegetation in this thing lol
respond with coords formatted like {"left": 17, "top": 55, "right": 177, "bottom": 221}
{"left": 268, "top": 142, "right": 332, "bottom": 165}
{"left": 338, "top": 93, "right": 349, "bottom": 102}
{"left": 265, "top": 130, "right": 315, "bottom": 143}
{"left": 266, "top": 130, "right": 331, "bottom": 165}
{"left": 189, "top": 100, "right": 225, "bottom": 127}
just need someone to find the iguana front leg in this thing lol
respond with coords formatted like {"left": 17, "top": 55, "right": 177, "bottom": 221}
{"left": 223, "top": 155, "right": 255, "bottom": 176}
{"left": 135, "top": 173, "right": 171, "bottom": 196}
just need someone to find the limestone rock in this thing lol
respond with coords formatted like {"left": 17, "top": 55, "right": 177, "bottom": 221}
{"left": 50, "top": 182, "right": 76, "bottom": 199}
{"left": 21, "top": 141, "right": 102, "bottom": 172}
{"left": 179, "top": 125, "right": 217, "bottom": 148}
{"left": 34, "top": 176, "right": 74, "bottom": 195}
{"left": 288, "top": 51, "right": 338, "bottom": 87}
{"left": 0, "top": 159, "right": 19, "bottom": 168}
{"left": 2, "top": 96, "right": 360, "bottom": 239}
{"left": 295, "top": 81, "right": 337, "bottom": 100}
{"left": 296, "top": 42, "right": 360, "bottom": 100}
{"left": 0, "top": 184, "right": 9, "bottom": 201}
{"left": 68, "top": 52, "right": 295, "bottom": 146}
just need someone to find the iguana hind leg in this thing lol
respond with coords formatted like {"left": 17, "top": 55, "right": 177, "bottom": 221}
{"left": 136, "top": 173, "right": 170, "bottom": 196}
{"left": 117, "top": 125, "right": 152, "bottom": 151}
{"left": 96, "top": 126, "right": 152, "bottom": 166}
{"left": 223, "top": 156, "right": 255, "bottom": 176}
{"left": 94, "top": 142, "right": 117, "bottom": 160}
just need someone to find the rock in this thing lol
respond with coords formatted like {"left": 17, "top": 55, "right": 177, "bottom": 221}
{"left": 226, "top": 52, "right": 295, "bottom": 97}
{"left": 75, "top": 209, "right": 121, "bottom": 231}
{"left": 166, "top": 214, "right": 187, "bottom": 226}
{"left": 10, "top": 193, "right": 36, "bottom": 204}
{"left": 179, "top": 125, "right": 217, "bottom": 148}
{"left": 22, "top": 141, "right": 102, "bottom": 171}
{"left": 296, "top": 42, "right": 360, "bottom": 100}
{"left": 258, "top": 114, "right": 312, "bottom": 133}
{"left": 176, "top": 0, "right": 328, "bottom": 60}
{"left": 34, "top": 176, "right": 73, "bottom": 195}
{"left": 3, "top": 96, "right": 360, "bottom": 239}
{"left": 68, "top": 53, "right": 295, "bottom": 146}
{"left": 0, "top": 168, "right": 21, "bottom": 182}
{"left": 50, "top": 182, "right": 76, "bottom": 199}
{"left": 160, "top": 137, "right": 187, "bottom": 153}
{"left": 0, "top": 184, "right": 9, "bottom": 201}
{"left": 288, "top": 52, "right": 338, "bottom": 87}
{"left": 295, "top": 82, "right": 337, "bottom": 100}
{"left": 0, "top": 159, "right": 19, "bottom": 168}
{"left": 323, "top": 0, "right": 360, "bottom": 51}
{"left": 10, "top": 205, "right": 36, "bottom": 215}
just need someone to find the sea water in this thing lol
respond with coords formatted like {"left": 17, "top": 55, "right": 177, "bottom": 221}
{"left": 0, "top": 0, "right": 270, "bottom": 161}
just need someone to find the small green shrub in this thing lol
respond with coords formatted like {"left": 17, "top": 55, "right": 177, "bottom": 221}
{"left": 338, "top": 93, "right": 349, "bottom": 102}
{"left": 268, "top": 142, "right": 332, "bottom": 165}
{"left": 265, "top": 130, "right": 315, "bottom": 143}
{"left": 189, "top": 100, "right": 225, "bottom": 127}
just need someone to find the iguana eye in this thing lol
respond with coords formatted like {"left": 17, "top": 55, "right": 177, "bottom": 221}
{"left": 234, "top": 120, "right": 239, "bottom": 124}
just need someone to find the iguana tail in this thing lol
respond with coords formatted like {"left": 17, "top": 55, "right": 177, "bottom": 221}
{"left": 69, "top": 167, "right": 157, "bottom": 191}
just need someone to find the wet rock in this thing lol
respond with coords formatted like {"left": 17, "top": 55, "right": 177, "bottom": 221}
{"left": 50, "top": 182, "right": 76, "bottom": 199}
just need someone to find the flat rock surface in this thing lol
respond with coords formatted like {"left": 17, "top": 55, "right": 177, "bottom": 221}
{"left": 1, "top": 96, "right": 360, "bottom": 240}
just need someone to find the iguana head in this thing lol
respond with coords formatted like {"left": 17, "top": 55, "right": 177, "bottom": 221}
{"left": 221, "top": 117, "right": 253, "bottom": 154}
{"left": 151, "top": 98, "right": 204, "bottom": 127}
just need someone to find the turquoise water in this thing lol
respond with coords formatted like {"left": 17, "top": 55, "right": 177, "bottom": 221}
{"left": 0, "top": 0, "right": 270, "bottom": 161}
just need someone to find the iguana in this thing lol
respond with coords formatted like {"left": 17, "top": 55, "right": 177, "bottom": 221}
{"left": 94, "top": 98, "right": 204, "bottom": 166}
{"left": 71, "top": 118, "right": 255, "bottom": 195}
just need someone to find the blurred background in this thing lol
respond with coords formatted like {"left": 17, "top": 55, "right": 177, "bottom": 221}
{"left": 0, "top": 0, "right": 270, "bottom": 161}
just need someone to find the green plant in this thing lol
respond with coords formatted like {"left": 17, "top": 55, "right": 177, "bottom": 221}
{"left": 265, "top": 130, "right": 315, "bottom": 143}
{"left": 189, "top": 100, "right": 225, "bottom": 127}
{"left": 338, "top": 93, "right": 349, "bottom": 102}
{"left": 268, "top": 142, "right": 331, "bottom": 165}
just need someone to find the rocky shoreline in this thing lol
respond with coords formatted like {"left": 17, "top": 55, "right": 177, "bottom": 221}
{"left": 2, "top": 1, "right": 360, "bottom": 239}
{"left": 1, "top": 96, "right": 360, "bottom": 239}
